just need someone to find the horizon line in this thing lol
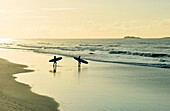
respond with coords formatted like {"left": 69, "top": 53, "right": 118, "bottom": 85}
{"left": 17, "top": 37, "right": 170, "bottom": 40}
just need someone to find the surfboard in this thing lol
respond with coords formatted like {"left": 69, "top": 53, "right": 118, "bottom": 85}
{"left": 49, "top": 57, "right": 62, "bottom": 62}
{"left": 74, "top": 57, "right": 88, "bottom": 64}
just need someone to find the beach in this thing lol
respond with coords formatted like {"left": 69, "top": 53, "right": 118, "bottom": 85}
{"left": 0, "top": 48, "right": 170, "bottom": 111}
{"left": 0, "top": 0, "right": 170, "bottom": 110}
{"left": 0, "top": 53, "right": 59, "bottom": 111}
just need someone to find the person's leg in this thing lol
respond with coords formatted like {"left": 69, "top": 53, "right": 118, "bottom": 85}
{"left": 78, "top": 62, "right": 81, "bottom": 67}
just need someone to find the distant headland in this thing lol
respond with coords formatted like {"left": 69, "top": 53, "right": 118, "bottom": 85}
{"left": 161, "top": 37, "right": 170, "bottom": 39}
{"left": 124, "top": 36, "right": 142, "bottom": 39}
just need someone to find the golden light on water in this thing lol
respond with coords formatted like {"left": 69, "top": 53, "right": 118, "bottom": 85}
{"left": 0, "top": 39, "right": 11, "bottom": 44}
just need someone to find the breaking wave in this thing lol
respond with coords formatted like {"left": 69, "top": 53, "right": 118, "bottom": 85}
{"left": 109, "top": 51, "right": 170, "bottom": 58}
{"left": 0, "top": 39, "right": 170, "bottom": 69}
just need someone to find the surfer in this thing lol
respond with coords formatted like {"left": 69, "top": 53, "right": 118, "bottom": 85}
{"left": 74, "top": 56, "right": 88, "bottom": 67}
{"left": 53, "top": 56, "right": 57, "bottom": 68}
{"left": 49, "top": 56, "right": 62, "bottom": 72}
{"left": 78, "top": 56, "right": 81, "bottom": 67}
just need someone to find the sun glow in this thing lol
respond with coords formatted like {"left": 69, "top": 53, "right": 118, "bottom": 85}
{"left": 0, "top": 39, "right": 11, "bottom": 44}
{"left": 0, "top": 0, "right": 170, "bottom": 38}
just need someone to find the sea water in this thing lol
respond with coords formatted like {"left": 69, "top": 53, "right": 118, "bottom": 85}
{"left": 1, "top": 38, "right": 170, "bottom": 68}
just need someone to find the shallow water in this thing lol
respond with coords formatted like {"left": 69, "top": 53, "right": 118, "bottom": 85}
{"left": 1, "top": 49, "right": 170, "bottom": 111}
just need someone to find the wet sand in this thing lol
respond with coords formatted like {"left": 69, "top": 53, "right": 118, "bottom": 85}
{"left": 0, "top": 58, "right": 59, "bottom": 111}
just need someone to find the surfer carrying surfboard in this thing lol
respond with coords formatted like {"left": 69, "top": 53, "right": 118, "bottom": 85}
{"left": 53, "top": 56, "right": 57, "bottom": 68}
{"left": 49, "top": 56, "right": 62, "bottom": 70}
{"left": 78, "top": 56, "right": 81, "bottom": 67}
{"left": 74, "top": 56, "right": 88, "bottom": 67}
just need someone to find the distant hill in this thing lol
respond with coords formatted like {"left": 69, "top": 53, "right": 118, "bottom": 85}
{"left": 124, "top": 36, "right": 142, "bottom": 39}
{"left": 162, "top": 37, "right": 170, "bottom": 39}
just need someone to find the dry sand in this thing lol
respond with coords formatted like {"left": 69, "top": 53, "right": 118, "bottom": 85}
{"left": 0, "top": 58, "right": 59, "bottom": 111}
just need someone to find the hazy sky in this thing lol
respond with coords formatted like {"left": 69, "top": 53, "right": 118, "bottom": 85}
{"left": 0, "top": 0, "right": 170, "bottom": 39}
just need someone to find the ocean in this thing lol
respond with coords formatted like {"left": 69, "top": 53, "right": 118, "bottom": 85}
{"left": 1, "top": 38, "right": 170, "bottom": 68}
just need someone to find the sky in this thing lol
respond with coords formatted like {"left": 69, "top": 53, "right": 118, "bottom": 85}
{"left": 0, "top": 0, "right": 170, "bottom": 39}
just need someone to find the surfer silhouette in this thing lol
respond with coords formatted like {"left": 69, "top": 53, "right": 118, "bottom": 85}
{"left": 53, "top": 56, "right": 57, "bottom": 68}
{"left": 49, "top": 56, "right": 62, "bottom": 71}
{"left": 74, "top": 56, "right": 88, "bottom": 67}
{"left": 78, "top": 56, "right": 81, "bottom": 67}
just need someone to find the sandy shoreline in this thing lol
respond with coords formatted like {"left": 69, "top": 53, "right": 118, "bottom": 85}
{"left": 0, "top": 58, "right": 59, "bottom": 111}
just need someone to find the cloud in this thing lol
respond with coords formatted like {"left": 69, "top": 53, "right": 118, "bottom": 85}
{"left": 42, "top": 8, "right": 80, "bottom": 11}
{"left": 0, "top": 15, "right": 50, "bottom": 20}
{"left": 0, "top": 9, "right": 33, "bottom": 14}
{"left": 13, "top": 15, "right": 50, "bottom": 19}
{"left": 0, "top": 9, "right": 50, "bottom": 20}
{"left": 0, "top": 8, "right": 79, "bottom": 14}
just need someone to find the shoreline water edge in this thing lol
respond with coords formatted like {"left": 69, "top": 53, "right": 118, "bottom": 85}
{"left": 0, "top": 58, "right": 59, "bottom": 111}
